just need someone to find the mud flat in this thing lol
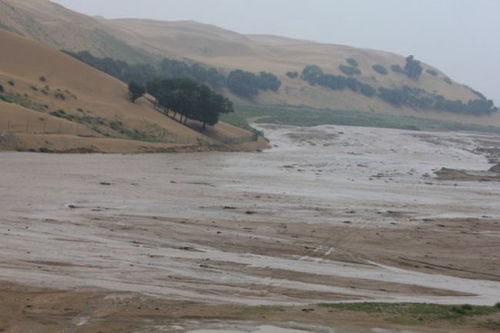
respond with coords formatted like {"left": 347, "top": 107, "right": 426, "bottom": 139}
{"left": 1, "top": 124, "right": 500, "bottom": 332}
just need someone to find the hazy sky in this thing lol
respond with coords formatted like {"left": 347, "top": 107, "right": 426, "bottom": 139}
{"left": 51, "top": 0, "right": 500, "bottom": 102}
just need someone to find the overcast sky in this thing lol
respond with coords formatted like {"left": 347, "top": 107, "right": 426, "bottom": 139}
{"left": 51, "top": 0, "right": 499, "bottom": 102}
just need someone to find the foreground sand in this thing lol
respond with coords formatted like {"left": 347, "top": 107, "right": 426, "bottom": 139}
{"left": 1, "top": 124, "right": 500, "bottom": 332}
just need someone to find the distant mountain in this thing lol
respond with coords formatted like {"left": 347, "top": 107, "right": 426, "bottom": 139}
{"left": 1, "top": 0, "right": 499, "bottom": 127}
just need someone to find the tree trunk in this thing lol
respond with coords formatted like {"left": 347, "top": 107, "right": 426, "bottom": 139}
{"left": 202, "top": 122, "right": 207, "bottom": 131}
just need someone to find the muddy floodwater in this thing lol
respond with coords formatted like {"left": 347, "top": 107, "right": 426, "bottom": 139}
{"left": 1, "top": 124, "right": 500, "bottom": 332}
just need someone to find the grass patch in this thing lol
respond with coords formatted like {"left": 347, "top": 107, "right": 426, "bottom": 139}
{"left": 234, "top": 305, "right": 285, "bottom": 316}
{"left": 0, "top": 23, "right": 21, "bottom": 35}
{"left": 220, "top": 111, "right": 254, "bottom": 131}
{"left": 220, "top": 111, "right": 264, "bottom": 138}
{"left": 49, "top": 110, "right": 158, "bottom": 141}
{"left": 235, "top": 104, "right": 500, "bottom": 134}
{"left": 0, "top": 92, "right": 47, "bottom": 112}
{"left": 109, "top": 120, "right": 158, "bottom": 142}
{"left": 480, "top": 319, "right": 500, "bottom": 330}
{"left": 319, "top": 303, "right": 500, "bottom": 325}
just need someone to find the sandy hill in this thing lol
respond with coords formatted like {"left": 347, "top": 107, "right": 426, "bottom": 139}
{"left": 1, "top": 0, "right": 499, "bottom": 128}
{"left": 0, "top": 0, "right": 151, "bottom": 63}
{"left": 0, "top": 30, "right": 263, "bottom": 153}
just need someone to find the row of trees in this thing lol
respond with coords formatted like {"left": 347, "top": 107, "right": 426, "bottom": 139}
{"left": 65, "top": 50, "right": 282, "bottom": 99}
{"left": 226, "top": 70, "right": 281, "bottom": 98}
{"left": 378, "top": 86, "right": 497, "bottom": 115}
{"left": 301, "top": 64, "right": 497, "bottom": 115}
{"left": 301, "top": 65, "right": 376, "bottom": 97}
{"left": 140, "top": 78, "right": 233, "bottom": 130}
{"left": 64, "top": 50, "right": 157, "bottom": 83}
{"left": 159, "top": 58, "right": 226, "bottom": 89}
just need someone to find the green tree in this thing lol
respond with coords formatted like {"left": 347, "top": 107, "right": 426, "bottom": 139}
{"left": 301, "top": 65, "right": 324, "bottom": 85}
{"left": 346, "top": 58, "right": 359, "bottom": 67}
{"left": 128, "top": 82, "right": 145, "bottom": 102}
{"left": 372, "top": 64, "right": 388, "bottom": 75}
{"left": 258, "top": 72, "right": 281, "bottom": 92}
{"left": 146, "top": 78, "right": 233, "bottom": 129}
{"left": 404, "top": 55, "right": 423, "bottom": 80}
{"left": 227, "top": 70, "right": 259, "bottom": 98}
{"left": 195, "top": 85, "right": 234, "bottom": 130}
{"left": 339, "top": 65, "right": 361, "bottom": 76}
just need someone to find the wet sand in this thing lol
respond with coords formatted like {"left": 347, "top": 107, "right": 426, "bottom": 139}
{"left": 1, "top": 124, "right": 500, "bottom": 331}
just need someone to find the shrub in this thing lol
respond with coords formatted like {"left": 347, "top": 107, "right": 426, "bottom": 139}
{"left": 8, "top": 80, "right": 14, "bottom": 86}
{"left": 444, "top": 77, "right": 452, "bottom": 85}
{"left": 346, "top": 57, "right": 359, "bottom": 67}
{"left": 391, "top": 64, "right": 404, "bottom": 73}
{"left": 286, "top": 71, "right": 298, "bottom": 79}
{"left": 339, "top": 65, "right": 361, "bottom": 76}
{"left": 54, "top": 92, "right": 66, "bottom": 100}
{"left": 301, "top": 65, "right": 375, "bottom": 97}
{"left": 30, "top": 85, "right": 38, "bottom": 91}
{"left": 50, "top": 109, "right": 68, "bottom": 118}
{"left": 372, "top": 64, "right": 388, "bottom": 75}
{"left": 39, "top": 76, "right": 47, "bottom": 82}
{"left": 426, "top": 69, "right": 438, "bottom": 76}
{"left": 0, "top": 83, "right": 4, "bottom": 93}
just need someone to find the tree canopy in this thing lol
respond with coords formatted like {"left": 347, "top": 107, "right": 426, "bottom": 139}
{"left": 378, "top": 86, "right": 497, "bottom": 115}
{"left": 128, "top": 82, "right": 145, "bottom": 102}
{"left": 301, "top": 65, "right": 375, "bottom": 96}
{"left": 146, "top": 78, "right": 233, "bottom": 129}
{"left": 301, "top": 64, "right": 496, "bottom": 115}
{"left": 404, "top": 55, "right": 423, "bottom": 80}
{"left": 226, "top": 70, "right": 281, "bottom": 98}
{"left": 372, "top": 64, "right": 388, "bottom": 75}
{"left": 66, "top": 50, "right": 281, "bottom": 100}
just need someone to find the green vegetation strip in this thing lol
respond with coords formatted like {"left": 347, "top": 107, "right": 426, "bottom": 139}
{"left": 0, "top": 92, "right": 47, "bottom": 112}
{"left": 235, "top": 104, "right": 500, "bottom": 134}
{"left": 50, "top": 110, "right": 159, "bottom": 142}
{"left": 319, "top": 303, "right": 500, "bottom": 326}
{"left": 220, "top": 111, "right": 264, "bottom": 137}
